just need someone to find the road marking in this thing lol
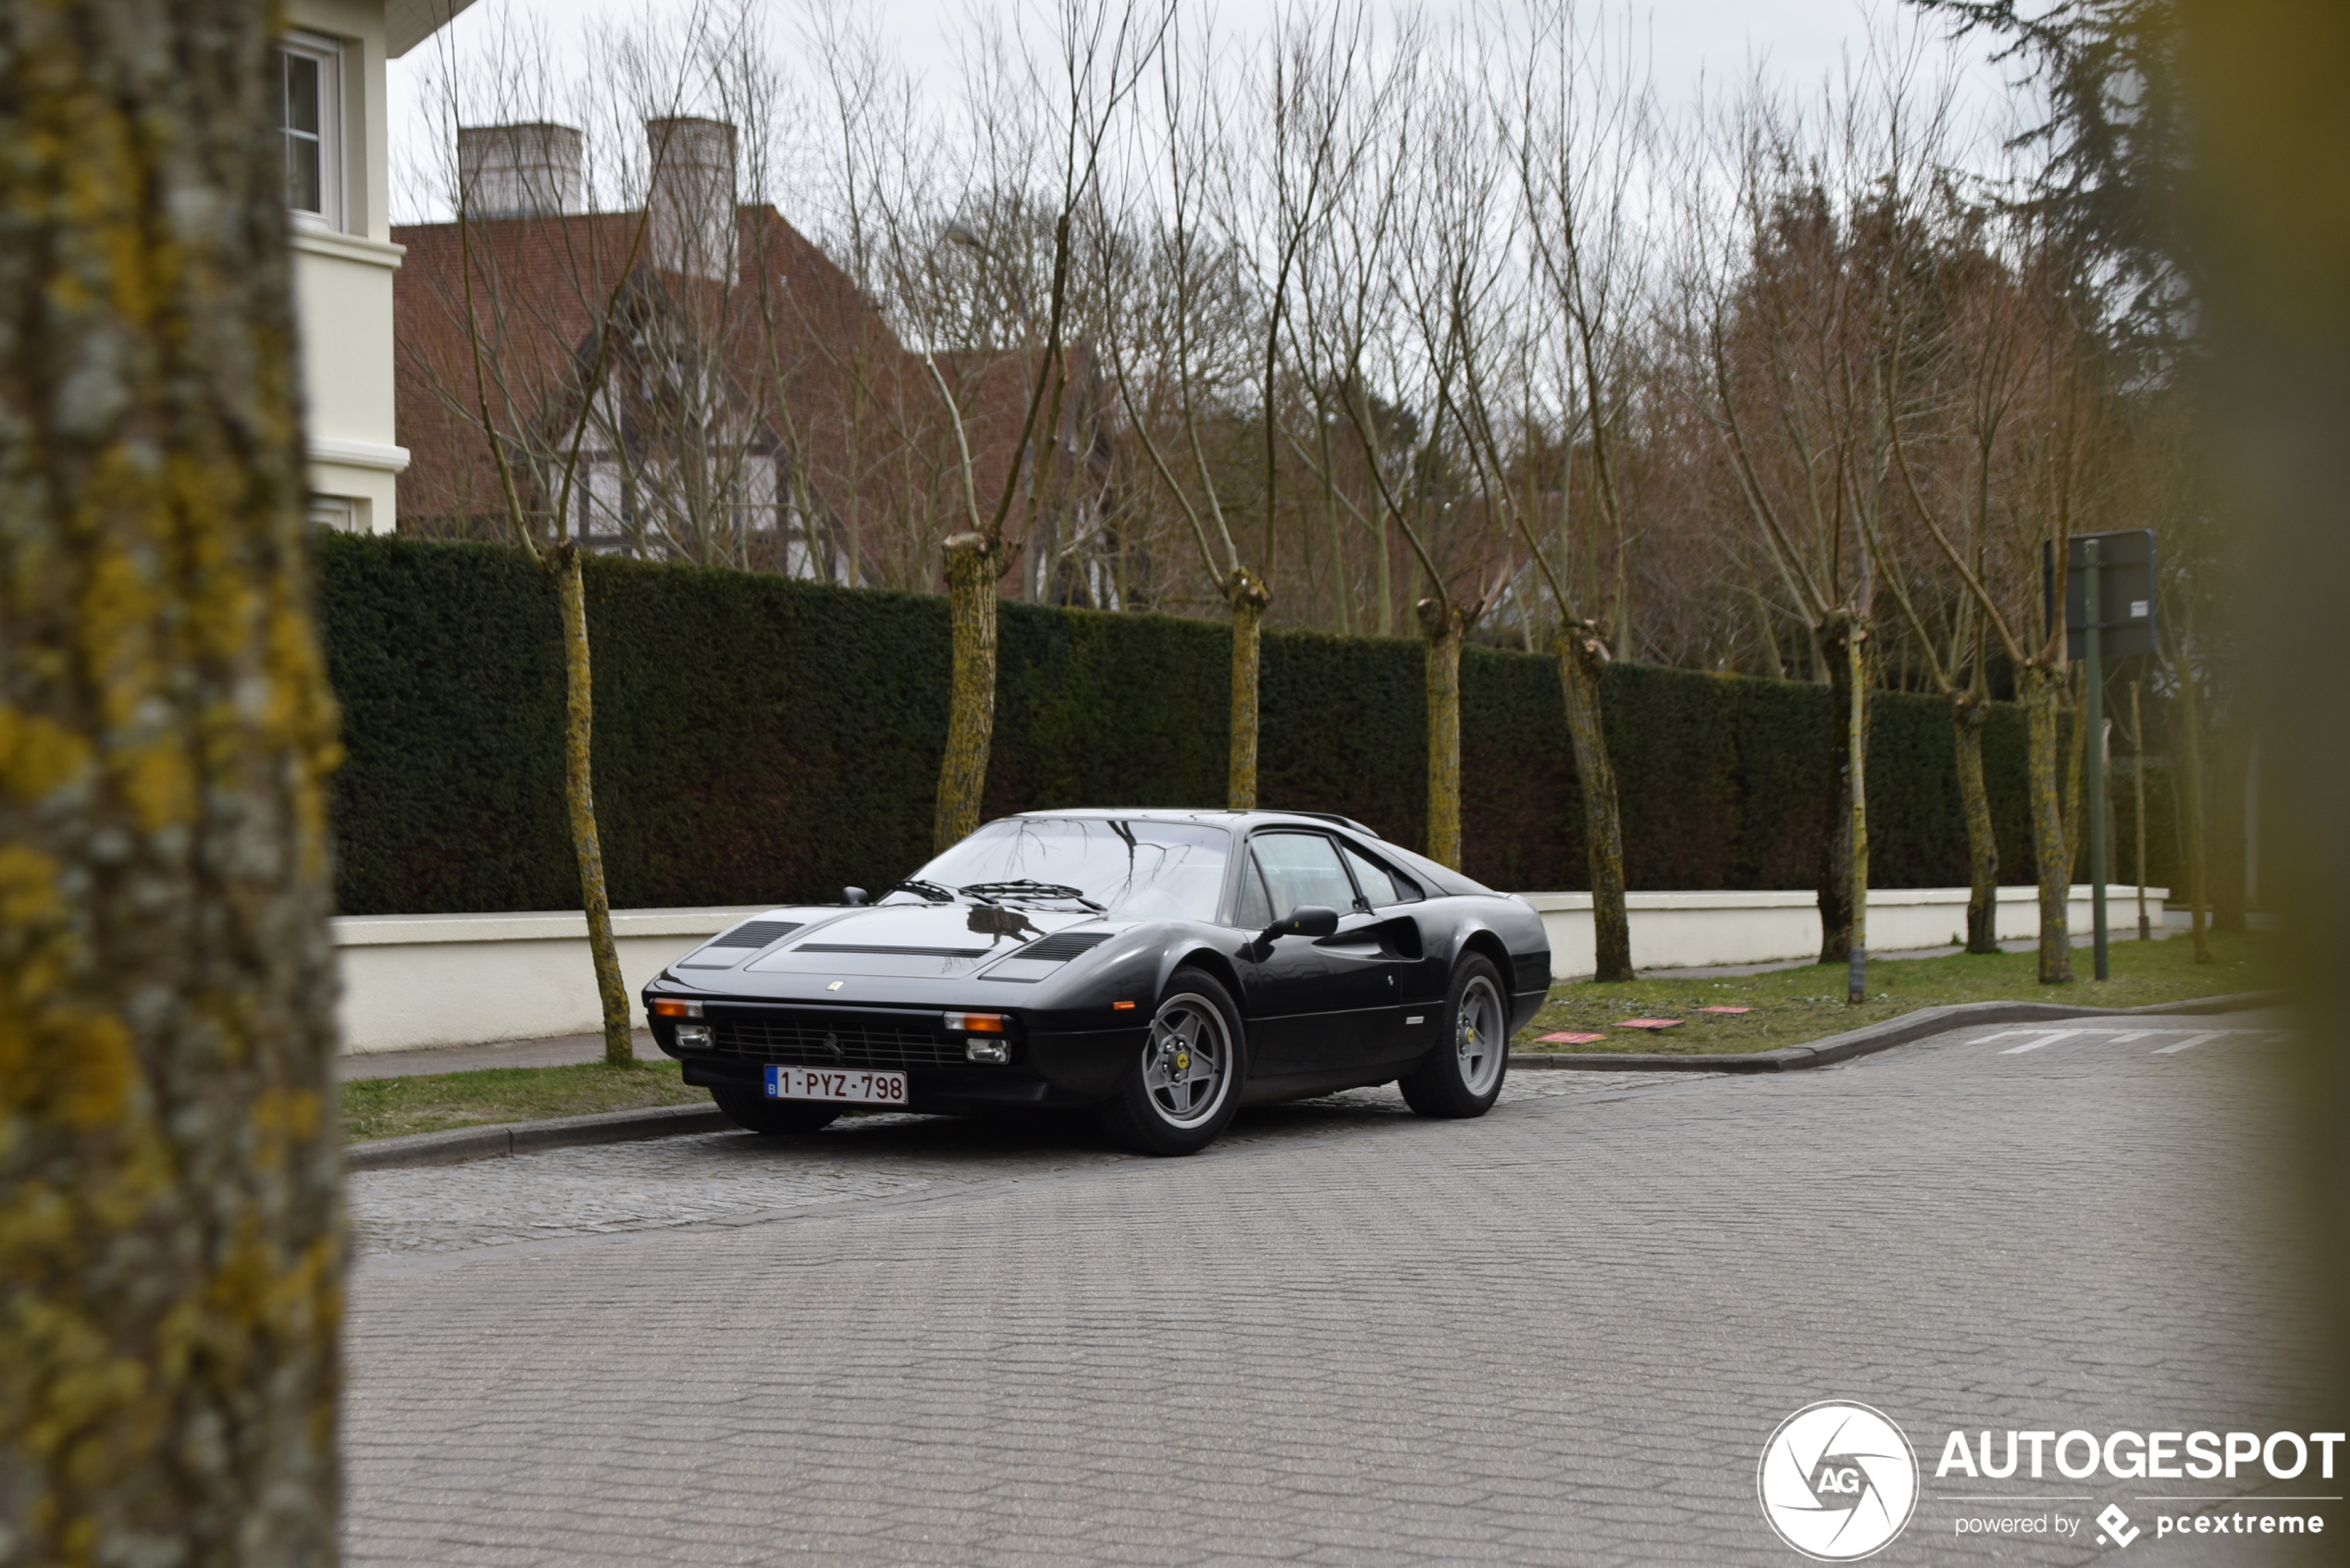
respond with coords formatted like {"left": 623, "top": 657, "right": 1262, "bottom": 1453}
{"left": 2153, "top": 1030, "right": 2233, "bottom": 1054}
{"left": 2000, "top": 1029, "right": 2093, "bottom": 1055}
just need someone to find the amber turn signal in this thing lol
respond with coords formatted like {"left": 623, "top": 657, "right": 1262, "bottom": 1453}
{"left": 649, "top": 998, "right": 701, "bottom": 1019}
{"left": 1111, "top": 1000, "right": 1137, "bottom": 1011}
{"left": 943, "top": 1011, "right": 1007, "bottom": 1033}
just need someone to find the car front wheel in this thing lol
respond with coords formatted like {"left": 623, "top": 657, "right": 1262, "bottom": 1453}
{"left": 1401, "top": 954, "right": 1509, "bottom": 1118}
{"left": 711, "top": 1085, "right": 841, "bottom": 1136}
{"left": 1096, "top": 967, "right": 1245, "bottom": 1156}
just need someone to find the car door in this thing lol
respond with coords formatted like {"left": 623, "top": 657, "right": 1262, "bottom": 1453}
{"left": 1334, "top": 838, "right": 1436, "bottom": 1070}
{"left": 1239, "top": 831, "right": 1402, "bottom": 1078}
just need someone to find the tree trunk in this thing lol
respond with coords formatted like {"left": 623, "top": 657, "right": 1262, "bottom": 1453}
{"left": 935, "top": 532, "right": 997, "bottom": 850}
{"left": 1224, "top": 571, "right": 1268, "bottom": 809}
{"left": 1951, "top": 697, "right": 2002, "bottom": 954}
{"left": 554, "top": 543, "right": 632, "bottom": 1065}
{"left": 1557, "top": 628, "right": 1632, "bottom": 982}
{"left": 0, "top": 7, "right": 344, "bottom": 1560}
{"left": 1417, "top": 599, "right": 1466, "bottom": 870}
{"left": 2022, "top": 664, "right": 2074, "bottom": 982}
{"left": 1845, "top": 620, "right": 1872, "bottom": 1003}
{"left": 1816, "top": 620, "right": 1855, "bottom": 964}
{"left": 2179, "top": 660, "right": 2212, "bottom": 962}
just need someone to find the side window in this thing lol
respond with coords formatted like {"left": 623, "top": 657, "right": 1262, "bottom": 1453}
{"left": 275, "top": 36, "right": 343, "bottom": 228}
{"left": 1234, "top": 854, "right": 1272, "bottom": 929}
{"left": 1252, "top": 833, "right": 1355, "bottom": 920}
{"left": 1341, "top": 845, "right": 1419, "bottom": 907}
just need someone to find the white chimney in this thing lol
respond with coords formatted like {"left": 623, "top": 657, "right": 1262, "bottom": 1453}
{"left": 645, "top": 117, "right": 737, "bottom": 281}
{"left": 457, "top": 122, "right": 583, "bottom": 219}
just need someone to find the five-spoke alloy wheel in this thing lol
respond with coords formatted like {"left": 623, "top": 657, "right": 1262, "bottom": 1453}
{"left": 1099, "top": 966, "right": 1245, "bottom": 1155}
{"left": 1401, "top": 954, "right": 1510, "bottom": 1118}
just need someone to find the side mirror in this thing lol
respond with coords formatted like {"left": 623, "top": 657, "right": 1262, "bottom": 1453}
{"left": 1262, "top": 904, "right": 1340, "bottom": 944}
{"left": 842, "top": 886, "right": 869, "bottom": 906}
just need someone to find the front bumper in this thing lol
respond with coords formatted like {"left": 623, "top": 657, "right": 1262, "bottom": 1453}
{"left": 651, "top": 1000, "right": 1146, "bottom": 1113}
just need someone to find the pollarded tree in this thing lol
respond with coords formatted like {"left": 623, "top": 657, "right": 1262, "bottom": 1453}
{"left": 0, "top": 3, "right": 344, "bottom": 1560}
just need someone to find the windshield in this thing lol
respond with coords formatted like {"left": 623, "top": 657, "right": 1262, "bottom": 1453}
{"left": 895, "top": 818, "right": 1231, "bottom": 920}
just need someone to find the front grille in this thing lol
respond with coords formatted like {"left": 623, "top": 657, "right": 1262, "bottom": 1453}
{"left": 702, "top": 1008, "right": 963, "bottom": 1069}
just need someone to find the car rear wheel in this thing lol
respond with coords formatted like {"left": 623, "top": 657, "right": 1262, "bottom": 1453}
{"left": 1096, "top": 967, "right": 1245, "bottom": 1156}
{"left": 711, "top": 1085, "right": 841, "bottom": 1136}
{"left": 1401, "top": 955, "right": 1509, "bottom": 1118}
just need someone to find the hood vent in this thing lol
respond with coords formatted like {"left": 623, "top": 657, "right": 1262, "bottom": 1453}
{"left": 1017, "top": 931, "right": 1113, "bottom": 963}
{"left": 707, "top": 920, "right": 802, "bottom": 950}
{"left": 795, "top": 942, "right": 994, "bottom": 958}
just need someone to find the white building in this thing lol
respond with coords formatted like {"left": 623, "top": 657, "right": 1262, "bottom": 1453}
{"left": 279, "top": 0, "right": 476, "bottom": 532}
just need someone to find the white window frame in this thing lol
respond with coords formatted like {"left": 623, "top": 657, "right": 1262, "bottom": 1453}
{"left": 277, "top": 31, "right": 346, "bottom": 232}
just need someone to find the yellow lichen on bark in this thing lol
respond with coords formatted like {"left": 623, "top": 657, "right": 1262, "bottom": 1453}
{"left": 0, "top": 5, "right": 347, "bottom": 1563}
{"left": 1224, "top": 572, "right": 1268, "bottom": 810}
{"left": 1417, "top": 599, "right": 1467, "bottom": 870}
{"left": 935, "top": 533, "right": 998, "bottom": 852}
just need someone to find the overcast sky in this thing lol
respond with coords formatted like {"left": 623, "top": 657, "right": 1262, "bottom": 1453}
{"left": 387, "top": 0, "right": 2024, "bottom": 225}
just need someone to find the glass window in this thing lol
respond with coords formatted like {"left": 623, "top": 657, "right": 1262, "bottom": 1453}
{"left": 1342, "top": 844, "right": 1418, "bottom": 907}
{"left": 1251, "top": 833, "right": 1355, "bottom": 920}
{"left": 275, "top": 37, "right": 340, "bottom": 227}
{"left": 902, "top": 818, "right": 1232, "bottom": 921}
{"left": 1235, "top": 855, "right": 1272, "bottom": 928}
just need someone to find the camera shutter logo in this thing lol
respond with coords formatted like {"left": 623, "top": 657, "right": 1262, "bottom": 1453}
{"left": 1758, "top": 1401, "right": 1920, "bottom": 1560}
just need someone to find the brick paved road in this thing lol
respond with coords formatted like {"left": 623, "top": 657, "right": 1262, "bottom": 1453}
{"left": 344, "top": 1008, "right": 2327, "bottom": 1566}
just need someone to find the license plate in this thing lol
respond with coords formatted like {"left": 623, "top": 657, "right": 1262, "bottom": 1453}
{"left": 764, "top": 1065, "right": 909, "bottom": 1105}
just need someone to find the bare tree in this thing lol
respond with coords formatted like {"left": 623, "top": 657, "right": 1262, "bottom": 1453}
{"left": 926, "top": 0, "right": 1167, "bottom": 851}
{"left": 401, "top": 11, "right": 764, "bottom": 1062}
{"left": 1493, "top": 0, "right": 1660, "bottom": 979}
{"left": 1671, "top": 51, "right": 1958, "bottom": 995}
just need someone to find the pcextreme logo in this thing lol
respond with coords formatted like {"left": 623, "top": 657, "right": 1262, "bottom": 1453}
{"left": 1758, "top": 1401, "right": 1921, "bottom": 1561}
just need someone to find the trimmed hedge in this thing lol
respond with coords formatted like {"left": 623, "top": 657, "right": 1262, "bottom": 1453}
{"left": 317, "top": 533, "right": 2044, "bottom": 915}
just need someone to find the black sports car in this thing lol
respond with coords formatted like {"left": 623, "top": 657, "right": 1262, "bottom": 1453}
{"left": 642, "top": 809, "right": 1552, "bottom": 1154}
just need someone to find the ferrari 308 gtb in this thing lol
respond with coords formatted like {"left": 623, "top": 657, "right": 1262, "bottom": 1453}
{"left": 642, "top": 809, "right": 1552, "bottom": 1155}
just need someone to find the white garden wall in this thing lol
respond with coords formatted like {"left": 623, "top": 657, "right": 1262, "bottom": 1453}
{"left": 1522, "top": 885, "right": 2168, "bottom": 982}
{"left": 334, "top": 907, "right": 769, "bottom": 1054}
{"left": 332, "top": 886, "right": 2169, "bottom": 1054}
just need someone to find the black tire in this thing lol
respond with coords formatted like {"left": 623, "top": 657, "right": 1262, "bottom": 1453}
{"left": 711, "top": 1085, "right": 841, "bottom": 1136}
{"left": 1401, "top": 954, "right": 1510, "bottom": 1118}
{"left": 1096, "top": 967, "right": 1247, "bottom": 1156}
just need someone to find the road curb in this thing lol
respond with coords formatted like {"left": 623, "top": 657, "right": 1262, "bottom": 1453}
{"left": 348, "top": 1103, "right": 731, "bottom": 1172}
{"left": 1508, "top": 990, "right": 2290, "bottom": 1074}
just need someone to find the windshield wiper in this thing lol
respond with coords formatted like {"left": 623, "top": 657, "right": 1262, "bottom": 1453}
{"left": 887, "top": 878, "right": 959, "bottom": 904}
{"left": 959, "top": 880, "right": 1105, "bottom": 911}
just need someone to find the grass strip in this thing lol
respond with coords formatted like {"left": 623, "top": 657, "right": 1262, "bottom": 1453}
{"left": 343, "top": 1059, "right": 707, "bottom": 1144}
{"left": 1510, "top": 931, "right": 2282, "bottom": 1056}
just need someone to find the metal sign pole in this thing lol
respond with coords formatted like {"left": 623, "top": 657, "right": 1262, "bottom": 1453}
{"left": 2085, "top": 538, "right": 2110, "bottom": 980}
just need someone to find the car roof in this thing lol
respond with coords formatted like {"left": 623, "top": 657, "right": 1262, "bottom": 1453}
{"left": 1008, "top": 807, "right": 1379, "bottom": 835}
{"left": 996, "top": 808, "right": 1494, "bottom": 898}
